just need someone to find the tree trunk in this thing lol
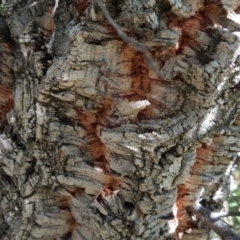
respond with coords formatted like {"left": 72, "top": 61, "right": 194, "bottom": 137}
{"left": 1, "top": 0, "right": 240, "bottom": 239}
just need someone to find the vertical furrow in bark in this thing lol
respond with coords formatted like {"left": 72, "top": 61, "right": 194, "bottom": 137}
{"left": 0, "top": 16, "right": 13, "bottom": 127}
{"left": 177, "top": 114, "right": 240, "bottom": 239}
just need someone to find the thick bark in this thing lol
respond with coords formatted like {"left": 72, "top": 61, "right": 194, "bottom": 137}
{"left": 1, "top": 0, "right": 240, "bottom": 239}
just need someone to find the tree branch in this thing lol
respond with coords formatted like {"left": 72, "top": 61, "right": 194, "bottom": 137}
{"left": 95, "top": 0, "right": 161, "bottom": 78}
{"left": 187, "top": 202, "right": 240, "bottom": 240}
{"left": 52, "top": 0, "right": 59, "bottom": 16}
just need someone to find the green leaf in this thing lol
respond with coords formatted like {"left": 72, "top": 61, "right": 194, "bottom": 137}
{"left": 0, "top": 4, "right": 5, "bottom": 16}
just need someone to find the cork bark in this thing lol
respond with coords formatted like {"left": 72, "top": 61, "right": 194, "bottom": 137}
{"left": 1, "top": 0, "right": 240, "bottom": 239}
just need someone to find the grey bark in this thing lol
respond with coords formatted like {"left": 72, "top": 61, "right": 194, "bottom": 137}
{"left": 1, "top": 0, "right": 240, "bottom": 239}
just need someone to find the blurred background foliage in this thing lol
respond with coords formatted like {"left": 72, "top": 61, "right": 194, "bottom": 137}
{"left": 227, "top": 163, "right": 240, "bottom": 234}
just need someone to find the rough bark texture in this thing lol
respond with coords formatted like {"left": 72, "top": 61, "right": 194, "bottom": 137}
{"left": 1, "top": 0, "right": 240, "bottom": 239}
